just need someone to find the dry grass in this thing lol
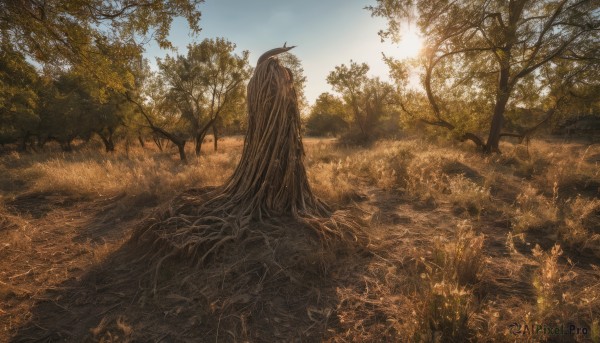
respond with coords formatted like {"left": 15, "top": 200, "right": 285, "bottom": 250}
{"left": 512, "top": 184, "right": 559, "bottom": 233}
{"left": 0, "top": 139, "right": 242, "bottom": 203}
{"left": 1, "top": 136, "right": 599, "bottom": 342}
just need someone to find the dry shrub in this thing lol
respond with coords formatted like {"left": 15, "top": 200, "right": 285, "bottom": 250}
{"left": 506, "top": 150, "right": 550, "bottom": 180}
{"left": 308, "top": 160, "right": 358, "bottom": 204}
{"left": 362, "top": 141, "right": 414, "bottom": 189}
{"left": 306, "top": 140, "right": 414, "bottom": 202}
{"left": 526, "top": 243, "right": 600, "bottom": 341}
{"left": 404, "top": 147, "right": 478, "bottom": 192}
{"left": 405, "top": 151, "right": 447, "bottom": 200}
{"left": 532, "top": 143, "right": 600, "bottom": 198}
{"left": 414, "top": 223, "right": 485, "bottom": 341}
{"left": 528, "top": 243, "right": 590, "bottom": 338}
{"left": 560, "top": 197, "right": 600, "bottom": 257}
{"left": 446, "top": 175, "right": 490, "bottom": 216}
{"left": 421, "top": 280, "right": 475, "bottom": 342}
{"left": 432, "top": 222, "right": 485, "bottom": 287}
{"left": 532, "top": 244, "right": 563, "bottom": 316}
{"left": 512, "top": 185, "right": 559, "bottom": 232}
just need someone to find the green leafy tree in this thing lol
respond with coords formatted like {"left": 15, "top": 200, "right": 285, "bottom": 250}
{"left": 370, "top": 0, "right": 600, "bottom": 152}
{"left": 0, "top": 43, "right": 39, "bottom": 149}
{"left": 0, "top": 0, "right": 202, "bottom": 91}
{"left": 306, "top": 92, "right": 349, "bottom": 137}
{"left": 34, "top": 70, "right": 137, "bottom": 152}
{"left": 126, "top": 60, "right": 191, "bottom": 161}
{"left": 306, "top": 93, "right": 349, "bottom": 137}
{"left": 157, "top": 38, "right": 251, "bottom": 156}
{"left": 327, "top": 61, "right": 398, "bottom": 141}
{"left": 90, "top": 91, "right": 138, "bottom": 152}
{"left": 37, "top": 73, "right": 92, "bottom": 151}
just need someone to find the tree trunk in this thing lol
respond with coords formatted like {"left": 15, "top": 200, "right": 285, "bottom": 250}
{"left": 125, "top": 92, "right": 188, "bottom": 162}
{"left": 18, "top": 132, "right": 29, "bottom": 152}
{"left": 212, "top": 124, "right": 218, "bottom": 151}
{"left": 195, "top": 133, "right": 206, "bottom": 157}
{"left": 176, "top": 141, "right": 187, "bottom": 163}
{"left": 133, "top": 47, "right": 364, "bottom": 272}
{"left": 485, "top": 64, "right": 512, "bottom": 154}
{"left": 98, "top": 132, "right": 115, "bottom": 152}
{"left": 153, "top": 136, "right": 163, "bottom": 151}
{"left": 61, "top": 139, "right": 73, "bottom": 152}
{"left": 219, "top": 57, "right": 328, "bottom": 217}
{"left": 195, "top": 117, "right": 218, "bottom": 157}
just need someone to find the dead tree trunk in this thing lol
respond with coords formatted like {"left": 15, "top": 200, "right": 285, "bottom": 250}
{"left": 218, "top": 56, "right": 326, "bottom": 217}
{"left": 135, "top": 45, "right": 362, "bottom": 268}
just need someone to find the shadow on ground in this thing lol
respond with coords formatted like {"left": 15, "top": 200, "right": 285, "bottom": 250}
{"left": 9, "top": 192, "right": 374, "bottom": 342}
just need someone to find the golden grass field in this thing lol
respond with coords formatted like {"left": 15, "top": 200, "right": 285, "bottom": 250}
{"left": 1, "top": 136, "right": 599, "bottom": 342}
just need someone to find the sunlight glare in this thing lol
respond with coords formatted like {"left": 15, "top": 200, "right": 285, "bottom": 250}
{"left": 395, "top": 29, "right": 423, "bottom": 59}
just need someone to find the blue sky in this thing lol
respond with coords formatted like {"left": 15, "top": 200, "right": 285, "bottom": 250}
{"left": 143, "top": 0, "right": 419, "bottom": 105}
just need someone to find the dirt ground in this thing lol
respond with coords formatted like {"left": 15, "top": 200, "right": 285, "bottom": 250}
{"left": 1, "top": 137, "right": 599, "bottom": 342}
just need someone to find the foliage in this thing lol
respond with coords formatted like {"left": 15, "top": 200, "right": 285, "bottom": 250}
{"left": 157, "top": 38, "right": 251, "bottom": 156}
{"left": 0, "top": 43, "right": 39, "bottom": 146}
{"left": 305, "top": 93, "right": 349, "bottom": 136}
{"left": 327, "top": 61, "right": 399, "bottom": 142}
{"left": 0, "top": 0, "right": 203, "bottom": 90}
{"left": 35, "top": 71, "right": 138, "bottom": 151}
{"left": 370, "top": 0, "right": 600, "bottom": 152}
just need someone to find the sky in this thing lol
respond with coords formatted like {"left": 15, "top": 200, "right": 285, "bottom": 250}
{"left": 143, "top": 0, "right": 421, "bottom": 106}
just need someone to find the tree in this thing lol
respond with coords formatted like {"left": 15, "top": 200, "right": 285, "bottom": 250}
{"left": 90, "top": 90, "right": 138, "bottom": 152}
{"left": 0, "top": 42, "right": 39, "bottom": 149}
{"left": 370, "top": 0, "right": 600, "bottom": 152}
{"left": 30, "top": 70, "right": 135, "bottom": 152}
{"left": 327, "top": 61, "right": 398, "bottom": 141}
{"left": 37, "top": 73, "right": 90, "bottom": 151}
{"left": 306, "top": 92, "right": 349, "bottom": 136}
{"left": 126, "top": 60, "right": 191, "bottom": 162}
{"left": 544, "top": 56, "right": 600, "bottom": 124}
{"left": 157, "top": 38, "right": 251, "bottom": 156}
{"left": 0, "top": 0, "right": 203, "bottom": 91}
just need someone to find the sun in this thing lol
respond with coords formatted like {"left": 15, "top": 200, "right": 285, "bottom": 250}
{"left": 395, "top": 30, "right": 423, "bottom": 59}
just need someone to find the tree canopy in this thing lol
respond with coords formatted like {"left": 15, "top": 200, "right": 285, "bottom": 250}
{"left": 0, "top": 42, "right": 39, "bottom": 146}
{"left": 370, "top": 0, "right": 600, "bottom": 152}
{"left": 0, "top": 0, "right": 203, "bottom": 90}
{"left": 306, "top": 92, "right": 349, "bottom": 137}
{"left": 327, "top": 61, "right": 398, "bottom": 141}
{"left": 157, "top": 38, "right": 251, "bottom": 156}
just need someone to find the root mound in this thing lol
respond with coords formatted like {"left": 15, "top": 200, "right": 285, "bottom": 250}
{"left": 130, "top": 49, "right": 369, "bottom": 341}
{"left": 129, "top": 187, "right": 372, "bottom": 341}
{"left": 134, "top": 51, "right": 366, "bottom": 268}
